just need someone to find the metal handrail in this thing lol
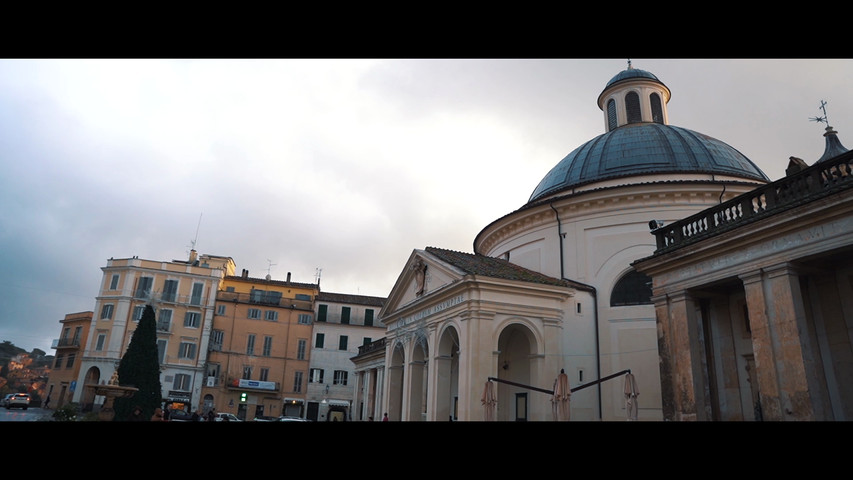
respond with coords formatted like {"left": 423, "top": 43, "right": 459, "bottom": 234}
{"left": 487, "top": 369, "right": 631, "bottom": 395}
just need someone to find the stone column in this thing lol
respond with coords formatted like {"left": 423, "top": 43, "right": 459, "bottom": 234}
{"left": 661, "top": 291, "right": 703, "bottom": 421}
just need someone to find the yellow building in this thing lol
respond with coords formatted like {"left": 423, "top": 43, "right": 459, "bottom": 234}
{"left": 201, "top": 269, "right": 318, "bottom": 420}
{"left": 74, "top": 250, "right": 235, "bottom": 414}
{"left": 47, "top": 311, "right": 93, "bottom": 409}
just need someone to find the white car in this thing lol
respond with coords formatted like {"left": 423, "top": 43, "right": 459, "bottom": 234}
{"left": 214, "top": 412, "right": 242, "bottom": 422}
{"left": 6, "top": 393, "right": 30, "bottom": 410}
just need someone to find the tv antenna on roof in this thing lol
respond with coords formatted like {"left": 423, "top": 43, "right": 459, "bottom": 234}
{"left": 187, "top": 212, "right": 203, "bottom": 255}
{"left": 809, "top": 100, "right": 829, "bottom": 126}
{"left": 266, "top": 259, "right": 277, "bottom": 276}
{"left": 315, "top": 267, "right": 322, "bottom": 285}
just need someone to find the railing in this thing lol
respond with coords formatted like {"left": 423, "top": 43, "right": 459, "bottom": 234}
{"left": 651, "top": 150, "right": 853, "bottom": 254}
{"left": 133, "top": 292, "right": 205, "bottom": 307}
{"left": 216, "top": 291, "right": 314, "bottom": 311}
{"left": 357, "top": 337, "right": 386, "bottom": 355}
{"left": 488, "top": 369, "right": 631, "bottom": 395}
{"left": 54, "top": 338, "right": 81, "bottom": 348}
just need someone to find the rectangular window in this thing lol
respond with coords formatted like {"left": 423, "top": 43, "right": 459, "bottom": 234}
{"left": 260, "top": 367, "right": 269, "bottom": 382}
{"left": 226, "top": 286, "right": 235, "bottom": 292}
{"left": 341, "top": 306, "right": 351, "bottom": 324}
{"left": 73, "top": 326, "right": 82, "bottom": 344}
{"left": 157, "top": 340, "right": 167, "bottom": 364}
{"left": 184, "top": 311, "right": 201, "bottom": 328}
{"left": 178, "top": 342, "right": 197, "bottom": 360}
{"left": 295, "top": 293, "right": 311, "bottom": 301}
{"left": 158, "top": 310, "right": 172, "bottom": 332}
{"left": 190, "top": 283, "right": 204, "bottom": 306}
{"left": 248, "top": 308, "right": 261, "bottom": 320}
{"left": 333, "top": 370, "right": 348, "bottom": 386}
{"left": 265, "top": 310, "right": 278, "bottom": 322}
{"left": 362, "top": 337, "right": 372, "bottom": 346}
{"left": 66, "top": 353, "right": 76, "bottom": 368}
{"left": 135, "top": 276, "right": 153, "bottom": 298}
{"left": 162, "top": 279, "right": 178, "bottom": 302}
{"left": 293, "top": 371, "right": 303, "bottom": 393}
{"left": 297, "top": 339, "right": 306, "bottom": 360}
{"left": 100, "top": 304, "right": 114, "bottom": 320}
{"left": 265, "top": 290, "right": 282, "bottom": 306}
{"left": 309, "top": 368, "right": 324, "bottom": 384}
{"left": 338, "top": 335, "right": 348, "bottom": 351}
{"left": 317, "top": 304, "right": 327, "bottom": 322}
{"left": 132, "top": 305, "right": 144, "bottom": 321}
{"left": 96, "top": 334, "right": 106, "bottom": 351}
{"left": 109, "top": 274, "right": 120, "bottom": 290}
{"left": 242, "top": 366, "right": 252, "bottom": 380}
{"left": 217, "top": 304, "right": 226, "bottom": 316}
{"left": 250, "top": 289, "right": 264, "bottom": 303}
{"left": 365, "top": 308, "right": 374, "bottom": 326}
{"left": 298, "top": 314, "right": 311, "bottom": 324}
{"left": 263, "top": 336, "right": 272, "bottom": 356}
{"left": 211, "top": 330, "right": 224, "bottom": 349}
{"left": 315, "top": 333, "right": 324, "bottom": 349}
{"left": 247, "top": 334, "right": 255, "bottom": 355}
{"left": 174, "top": 373, "right": 191, "bottom": 390}
{"left": 54, "top": 355, "right": 63, "bottom": 368}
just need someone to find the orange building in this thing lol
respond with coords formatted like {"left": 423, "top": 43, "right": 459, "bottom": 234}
{"left": 201, "top": 270, "right": 318, "bottom": 420}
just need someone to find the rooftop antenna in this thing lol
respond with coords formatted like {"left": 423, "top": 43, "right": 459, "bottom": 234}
{"left": 266, "top": 259, "right": 277, "bottom": 276}
{"left": 315, "top": 267, "right": 322, "bottom": 285}
{"left": 627, "top": 58, "right": 632, "bottom": 69}
{"left": 809, "top": 100, "right": 829, "bottom": 126}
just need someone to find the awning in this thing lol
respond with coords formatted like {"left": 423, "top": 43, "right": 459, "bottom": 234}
{"left": 283, "top": 397, "right": 304, "bottom": 404}
{"left": 326, "top": 400, "right": 350, "bottom": 407}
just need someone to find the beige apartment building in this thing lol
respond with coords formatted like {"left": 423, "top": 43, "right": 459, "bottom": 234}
{"left": 46, "top": 311, "right": 93, "bottom": 409}
{"left": 73, "top": 250, "right": 235, "bottom": 413}
{"left": 201, "top": 270, "right": 318, "bottom": 420}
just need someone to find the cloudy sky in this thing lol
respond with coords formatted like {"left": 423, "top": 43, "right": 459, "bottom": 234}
{"left": 2, "top": 58, "right": 851, "bottom": 354}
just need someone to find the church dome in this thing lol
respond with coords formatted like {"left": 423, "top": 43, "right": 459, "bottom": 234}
{"left": 528, "top": 123, "right": 770, "bottom": 203}
{"left": 528, "top": 63, "right": 770, "bottom": 204}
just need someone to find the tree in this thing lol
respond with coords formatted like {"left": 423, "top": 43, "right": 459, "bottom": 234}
{"left": 113, "top": 304, "right": 162, "bottom": 421}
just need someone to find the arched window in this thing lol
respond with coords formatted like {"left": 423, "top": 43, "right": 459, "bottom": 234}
{"left": 626, "top": 91, "right": 642, "bottom": 124}
{"left": 610, "top": 269, "right": 653, "bottom": 306}
{"left": 607, "top": 99, "right": 617, "bottom": 131}
{"left": 650, "top": 93, "right": 663, "bottom": 124}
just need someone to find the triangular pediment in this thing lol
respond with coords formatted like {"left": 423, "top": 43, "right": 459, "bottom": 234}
{"left": 379, "top": 248, "right": 466, "bottom": 318}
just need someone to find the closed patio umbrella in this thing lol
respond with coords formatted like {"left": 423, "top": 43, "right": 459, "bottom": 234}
{"left": 551, "top": 369, "right": 571, "bottom": 421}
{"left": 481, "top": 380, "right": 497, "bottom": 421}
{"left": 624, "top": 372, "right": 639, "bottom": 421}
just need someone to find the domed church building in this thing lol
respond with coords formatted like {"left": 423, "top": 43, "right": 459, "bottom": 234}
{"left": 356, "top": 62, "right": 775, "bottom": 421}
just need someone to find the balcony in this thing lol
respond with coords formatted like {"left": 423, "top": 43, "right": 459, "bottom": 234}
{"left": 52, "top": 337, "right": 81, "bottom": 350}
{"left": 357, "top": 337, "right": 386, "bottom": 355}
{"left": 133, "top": 291, "right": 206, "bottom": 307}
{"left": 216, "top": 291, "right": 313, "bottom": 311}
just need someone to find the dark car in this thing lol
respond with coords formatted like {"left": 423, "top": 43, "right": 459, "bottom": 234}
{"left": 168, "top": 409, "right": 194, "bottom": 421}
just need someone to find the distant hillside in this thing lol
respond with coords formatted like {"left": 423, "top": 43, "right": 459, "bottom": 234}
{"left": 0, "top": 340, "right": 52, "bottom": 367}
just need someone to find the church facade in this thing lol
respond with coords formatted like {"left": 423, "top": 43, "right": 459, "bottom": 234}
{"left": 352, "top": 62, "right": 799, "bottom": 421}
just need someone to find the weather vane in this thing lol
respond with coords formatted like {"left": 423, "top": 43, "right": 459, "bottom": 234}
{"left": 809, "top": 100, "right": 829, "bottom": 126}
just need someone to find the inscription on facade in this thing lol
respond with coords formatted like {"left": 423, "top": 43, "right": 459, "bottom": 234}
{"left": 389, "top": 294, "right": 465, "bottom": 331}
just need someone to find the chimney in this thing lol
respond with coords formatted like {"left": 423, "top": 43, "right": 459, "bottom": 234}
{"left": 287, "top": 272, "right": 291, "bottom": 282}
{"left": 189, "top": 249, "right": 198, "bottom": 263}
{"left": 242, "top": 269, "right": 249, "bottom": 279}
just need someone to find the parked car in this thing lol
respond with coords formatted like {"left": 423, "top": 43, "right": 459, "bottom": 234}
{"left": 168, "top": 409, "right": 194, "bottom": 421}
{"left": 1, "top": 394, "right": 13, "bottom": 408}
{"left": 6, "top": 393, "right": 30, "bottom": 410}
{"left": 214, "top": 412, "right": 241, "bottom": 422}
{"left": 252, "top": 415, "right": 279, "bottom": 421}
{"left": 278, "top": 416, "right": 309, "bottom": 422}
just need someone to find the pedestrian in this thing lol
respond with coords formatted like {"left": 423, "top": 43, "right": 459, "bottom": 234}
{"left": 43, "top": 396, "right": 51, "bottom": 409}
{"left": 207, "top": 408, "right": 216, "bottom": 422}
{"left": 151, "top": 407, "right": 165, "bottom": 421}
{"left": 382, "top": 412, "right": 389, "bottom": 422}
{"left": 162, "top": 407, "right": 171, "bottom": 422}
{"left": 191, "top": 409, "right": 200, "bottom": 422}
{"left": 128, "top": 405, "right": 146, "bottom": 421}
